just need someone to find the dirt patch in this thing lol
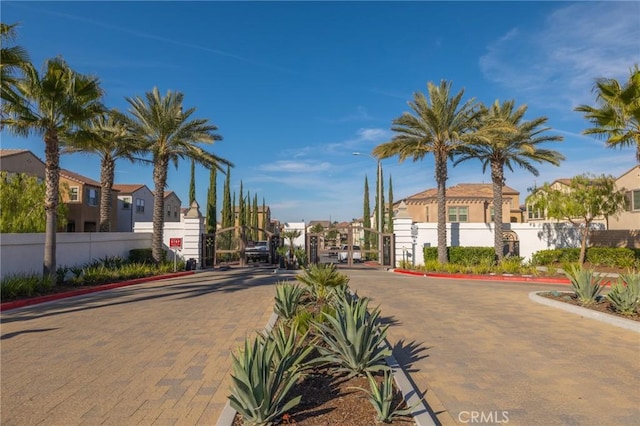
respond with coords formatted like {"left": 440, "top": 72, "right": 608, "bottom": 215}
{"left": 539, "top": 292, "right": 640, "bottom": 322}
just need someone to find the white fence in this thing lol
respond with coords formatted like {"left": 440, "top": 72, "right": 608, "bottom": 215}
{"left": 0, "top": 232, "right": 152, "bottom": 278}
{"left": 393, "top": 218, "right": 605, "bottom": 267}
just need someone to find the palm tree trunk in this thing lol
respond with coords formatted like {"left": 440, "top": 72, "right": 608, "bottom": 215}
{"left": 435, "top": 151, "right": 448, "bottom": 264}
{"left": 43, "top": 131, "right": 59, "bottom": 278}
{"left": 99, "top": 156, "right": 115, "bottom": 232}
{"left": 491, "top": 161, "right": 505, "bottom": 262}
{"left": 152, "top": 156, "right": 169, "bottom": 263}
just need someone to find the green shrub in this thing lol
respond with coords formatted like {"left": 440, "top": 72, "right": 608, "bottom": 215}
{"left": 274, "top": 282, "right": 305, "bottom": 321}
{"left": 449, "top": 247, "right": 494, "bottom": 266}
{"left": 423, "top": 247, "right": 438, "bottom": 262}
{"left": 314, "top": 296, "right": 390, "bottom": 377}
{"left": 531, "top": 249, "right": 580, "bottom": 265}
{"left": 565, "top": 265, "right": 606, "bottom": 307}
{"left": 296, "top": 263, "right": 350, "bottom": 305}
{"left": 129, "top": 248, "right": 154, "bottom": 264}
{"left": 607, "top": 272, "right": 640, "bottom": 316}
{"left": 422, "top": 259, "right": 442, "bottom": 272}
{"left": 1, "top": 273, "right": 53, "bottom": 300}
{"left": 587, "top": 247, "right": 635, "bottom": 268}
{"left": 495, "top": 257, "right": 524, "bottom": 274}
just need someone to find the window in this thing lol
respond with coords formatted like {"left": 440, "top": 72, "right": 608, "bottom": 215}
{"left": 122, "top": 197, "right": 131, "bottom": 209}
{"left": 448, "top": 206, "right": 468, "bottom": 222}
{"left": 632, "top": 190, "right": 640, "bottom": 211}
{"left": 425, "top": 206, "right": 430, "bottom": 222}
{"left": 527, "top": 205, "right": 543, "bottom": 220}
{"left": 69, "top": 186, "right": 79, "bottom": 202}
{"left": 136, "top": 198, "right": 145, "bottom": 213}
{"left": 167, "top": 206, "right": 171, "bottom": 218}
{"left": 490, "top": 207, "right": 495, "bottom": 222}
{"left": 87, "top": 189, "right": 98, "bottom": 206}
{"left": 174, "top": 206, "right": 178, "bottom": 218}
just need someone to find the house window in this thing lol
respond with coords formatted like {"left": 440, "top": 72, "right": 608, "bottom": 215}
{"left": 136, "top": 198, "right": 145, "bottom": 213}
{"left": 632, "top": 190, "right": 640, "bottom": 211}
{"left": 167, "top": 206, "right": 171, "bottom": 218}
{"left": 122, "top": 197, "right": 131, "bottom": 209}
{"left": 527, "top": 205, "right": 543, "bottom": 220}
{"left": 174, "top": 206, "right": 178, "bottom": 218}
{"left": 87, "top": 189, "right": 98, "bottom": 206}
{"left": 490, "top": 207, "right": 495, "bottom": 222}
{"left": 425, "top": 207, "right": 430, "bottom": 222}
{"left": 69, "top": 186, "right": 79, "bottom": 202}
{"left": 448, "top": 206, "right": 468, "bottom": 222}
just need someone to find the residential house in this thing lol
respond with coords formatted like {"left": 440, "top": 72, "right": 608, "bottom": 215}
{"left": 394, "top": 183, "right": 523, "bottom": 224}
{"left": 0, "top": 149, "right": 45, "bottom": 178}
{"left": 606, "top": 165, "right": 639, "bottom": 230}
{"left": 232, "top": 205, "right": 274, "bottom": 235}
{"left": 112, "top": 184, "right": 154, "bottom": 232}
{"left": 163, "top": 191, "right": 182, "bottom": 223}
{"left": 60, "top": 169, "right": 118, "bottom": 232}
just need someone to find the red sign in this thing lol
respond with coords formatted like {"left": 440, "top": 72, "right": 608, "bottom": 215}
{"left": 169, "top": 238, "right": 183, "bottom": 249}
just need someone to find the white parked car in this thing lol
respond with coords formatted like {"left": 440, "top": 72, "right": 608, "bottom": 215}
{"left": 338, "top": 245, "right": 362, "bottom": 263}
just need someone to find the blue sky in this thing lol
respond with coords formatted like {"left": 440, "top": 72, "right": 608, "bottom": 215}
{"left": 2, "top": 1, "right": 639, "bottom": 223}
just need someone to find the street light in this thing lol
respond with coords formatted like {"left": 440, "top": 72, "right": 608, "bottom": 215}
{"left": 353, "top": 152, "right": 383, "bottom": 265}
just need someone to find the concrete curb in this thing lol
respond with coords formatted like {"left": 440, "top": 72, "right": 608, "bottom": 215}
{"left": 215, "top": 311, "right": 438, "bottom": 426}
{"left": 390, "top": 268, "right": 573, "bottom": 285}
{"left": 0, "top": 271, "right": 196, "bottom": 312}
{"left": 529, "top": 291, "right": 640, "bottom": 333}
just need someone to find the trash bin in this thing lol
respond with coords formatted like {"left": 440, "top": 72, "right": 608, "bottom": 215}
{"left": 186, "top": 258, "right": 196, "bottom": 271}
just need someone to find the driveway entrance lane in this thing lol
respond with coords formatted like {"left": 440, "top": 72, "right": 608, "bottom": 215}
{"left": 345, "top": 270, "right": 640, "bottom": 426}
{"left": 1, "top": 268, "right": 293, "bottom": 425}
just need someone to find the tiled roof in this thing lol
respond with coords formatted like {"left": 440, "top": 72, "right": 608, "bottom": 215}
{"left": 0, "top": 149, "right": 30, "bottom": 157}
{"left": 308, "top": 220, "right": 331, "bottom": 227}
{"left": 60, "top": 169, "right": 101, "bottom": 187}
{"left": 113, "top": 184, "right": 148, "bottom": 194}
{"left": 404, "top": 183, "right": 519, "bottom": 202}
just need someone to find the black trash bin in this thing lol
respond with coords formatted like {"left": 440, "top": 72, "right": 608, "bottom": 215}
{"left": 186, "top": 258, "right": 196, "bottom": 271}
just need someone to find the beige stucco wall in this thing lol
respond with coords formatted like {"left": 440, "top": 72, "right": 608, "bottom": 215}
{"left": 609, "top": 166, "right": 639, "bottom": 230}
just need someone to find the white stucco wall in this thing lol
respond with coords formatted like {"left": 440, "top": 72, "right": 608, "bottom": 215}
{"left": 0, "top": 232, "right": 152, "bottom": 278}
{"left": 283, "top": 222, "right": 306, "bottom": 248}
{"left": 394, "top": 219, "right": 605, "bottom": 266}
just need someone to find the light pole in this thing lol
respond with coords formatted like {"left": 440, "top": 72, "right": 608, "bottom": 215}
{"left": 353, "top": 152, "right": 383, "bottom": 265}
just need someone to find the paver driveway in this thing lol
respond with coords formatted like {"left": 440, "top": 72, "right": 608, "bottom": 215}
{"left": 2, "top": 267, "right": 639, "bottom": 425}
{"left": 1, "top": 268, "right": 295, "bottom": 426}
{"left": 345, "top": 269, "right": 640, "bottom": 426}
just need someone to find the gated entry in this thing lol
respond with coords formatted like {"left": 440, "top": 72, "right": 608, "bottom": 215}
{"left": 307, "top": 224, "right": 394, "bottom": 267}
{"left": 205, "top": 226, "right": 277, "bottom": 267}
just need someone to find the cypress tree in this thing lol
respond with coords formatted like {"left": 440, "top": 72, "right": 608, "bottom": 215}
{"left": 221, "top": 166, "right": 233, "bottom": 251}
{"left": 363, "top": 175, "right": 371, "bottom": 255}
{"left": 252, "top": 193, "right": 259, "bottom": 240}
{"left": 206, "top": 167, "right": 217, "bottom": 233}
{"left": 262, "top": 197, "right": 267, "bottom": 240}
{"left": 387, "top": 175, "right": 394, "bottom": 233}
{"left": 239, "top": 181, "right": 244, "bottom": 228}
{"left": 189, "top": 160, "right": 196, "bottom": 204}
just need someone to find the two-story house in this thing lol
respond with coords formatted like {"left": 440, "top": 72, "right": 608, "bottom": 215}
{"left": 112, "top": 184, "right": 154, "bottom": 232}
{"left": 163, "top": 191, "right": 182, "bottom": 223}
{"left": 610, "top": 165, "right": 640, "bottom": 230}
{"left": 0, "top": 149, "right": 45, "bottom": 178}
{"left": 394, "top": 183, "right": 523, "bottom": 224}
{"left": 59, "top": 169, "right": 119, "bottom": 232}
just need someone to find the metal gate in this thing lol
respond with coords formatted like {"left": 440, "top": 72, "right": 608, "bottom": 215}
{"left": 306, "top": 225, "right": 394, "bottom": 267}
{"left": 201, "top": 233, "right": 216, "bottom": 268}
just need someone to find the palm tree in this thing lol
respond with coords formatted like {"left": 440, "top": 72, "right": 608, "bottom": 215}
{"left": 64, "top": 109, "right": 144, "bottom": 232}
{"left": 575, "top": 65, "right": 640, "bottom": 163}
{"left": 1, "top": 22, "right": 30, "bottom": 124}
{"left": 124, "top": 87, "right": 233, "bottom": 263}
{"left": 455, "top": 100, "right": 564, "bottom": 261}
{"left": 1, "top": 57, "right": 104, "bottom": 277}
{"left": 373, "top": 80, "right": 480, "bottom": 264}
{"left": 282, "top": 229, "right": 302, "bottom": 265}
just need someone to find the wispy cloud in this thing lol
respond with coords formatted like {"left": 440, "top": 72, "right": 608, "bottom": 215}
{"left": 479, "top": 2, "right": 639, "bottom": 112}
{"left": 320, "top": 106, "right": 373, "bottom": 123}
{"left": 258, "top": 160, "right": 331, "bottom": 173}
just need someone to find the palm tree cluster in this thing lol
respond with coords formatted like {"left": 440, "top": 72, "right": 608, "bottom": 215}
{"left": 374, "top": 80, "right": 565, "bottom": 263}
{"left": 0, "top": 22, "right": 233, "bottom": 277}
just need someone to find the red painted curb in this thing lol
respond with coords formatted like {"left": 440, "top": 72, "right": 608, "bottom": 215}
{"left": 393, "top": 268, "right": 572, "bottom": 284}
{"left": 0, "top": 271, "right": 195, "bottom": 312}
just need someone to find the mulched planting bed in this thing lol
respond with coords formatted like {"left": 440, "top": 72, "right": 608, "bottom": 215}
{"left": 539, "top": 292, "right": 640, "bottom": 322}
{"left": 232, "top": 367, "right": 414, "bottom": 425}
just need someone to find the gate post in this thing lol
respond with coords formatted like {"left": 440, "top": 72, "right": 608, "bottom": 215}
{"left": 393, "top": 201, "right": 413, "bottom": 268}
{"left": 183, "top": 200, "right": 204, "bottom": 269}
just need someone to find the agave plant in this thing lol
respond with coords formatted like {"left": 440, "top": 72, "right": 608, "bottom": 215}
{"left": 350, "top": 371, "right": 414, "bottom": 423}
{"left": 314, "top": 296, "right": 390, "bottom": 377}
{"left": 565, "top": 265, "right": 606, "bottom": 307}
{"left": 296, "top": 263, "right": 350, "bottom": 305}
{"left": 261, "top": 322, "right": 315, "bottom": 372}
{"left": 273, "top": 282, "right": 305, "bottom": 321}
{"left": 228, "top": 335, "right": 302, "bottom": 426}
{"left": 607, "top": 272, "right": 640, "bottom": 316}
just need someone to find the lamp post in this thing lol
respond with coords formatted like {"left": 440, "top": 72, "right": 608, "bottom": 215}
{"left": 353, "top": 152, "right": 383, "bottom": 265}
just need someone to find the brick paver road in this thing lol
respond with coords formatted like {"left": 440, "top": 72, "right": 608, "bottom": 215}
{"left": 2, "top": 267, "right": 639, "bottom": 425}
{"left": 345, "top": 269, "right": 640, "bottom": 426}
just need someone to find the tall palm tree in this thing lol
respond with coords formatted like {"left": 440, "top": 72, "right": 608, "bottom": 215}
{"left": 455, "top": 100, "right": 565, "bottom": 261}
{"left": 124, "top": 87, "right": 233, "bottom": 263}
{"left": 373, "top": 80, "right": 480, "bottom": 264}
{"left": 64, "top": 109, "right": 144, "bottom": 232}
{"left": 1, "top": 57, "right": 104, "bottom": 277}
{"left": 575, "top": 65, "right": 640, "bottom": 163}
{"left": 1, "top": 22, "right": 30, "bottom": 124}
